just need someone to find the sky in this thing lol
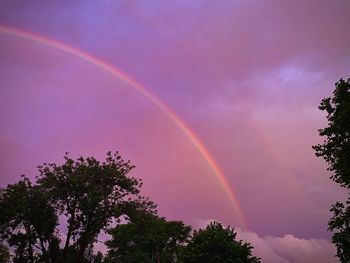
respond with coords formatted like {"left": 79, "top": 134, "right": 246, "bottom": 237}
{"left": 0, "top": 1, "right": 349, "bottom": 262}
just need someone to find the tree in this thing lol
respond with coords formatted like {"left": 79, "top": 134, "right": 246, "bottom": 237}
{"left": 0, "top": 244, "right": 10, "bottom": 263}
{"left": 180, "top": 222, "right": 260, "bottom": 263}
{"left": 0, "top": 177, "right": 58, "bottom": 263}
{"left": 0, "top": 151, "right": 155, "bottom": 263}
{"left": 328, "top": 199, "right": 350, "bottom": 262}
{"left": 38, "top": 151, "right": 156, "bottom": 263}
{"left": 313, "top": 78, "right": 350, "bottom": 262}
{"left": 105, "top": 213, "right": 191, "bottom": 263}
{"left": 1, "top": 151, "right": 263, "bottom": 263}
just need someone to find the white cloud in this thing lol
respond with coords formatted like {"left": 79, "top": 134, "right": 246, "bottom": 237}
{"left": 236, "top": 229, "right": 337, "bottom": 263}
{"left": 193, "top": 218, "right": 338, "bottom": 263}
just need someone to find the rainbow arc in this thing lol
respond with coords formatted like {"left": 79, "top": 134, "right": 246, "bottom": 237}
{"left": 0, "top": 25, "right": 247, "bottom": 229}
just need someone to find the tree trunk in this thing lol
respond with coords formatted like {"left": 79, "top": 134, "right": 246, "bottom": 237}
{"left": 26, "top": 226, "right": 34, "bottom": 263}
{"left": 156, "top": 246, "right": 161, "bottom": 263}
{"left": 61, "top": 227, "right": 72, "bottom": 262}
{"left": 39, "top": 237, "right": 49, "bottom": 263}
{"left": 75, "top": 241, "right": 89, "bottom": 263}
{"left": 62, "top": 211, "right": 75, "bottom": 263}
{"left": 28, "top": 240, "right": 34, "bottom": 263}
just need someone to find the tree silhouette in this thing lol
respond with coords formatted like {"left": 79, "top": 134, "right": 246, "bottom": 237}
{"left": 0, "top": 244, "right": 10, "bottom": 263}
{"left": 106, "top": 213, "right": 191, "bottom": 263}
{"left": 0, "top": 152, "right": 155, "bottom": 263}
{"left": 0, "top": 152, "right": 261, "bottom": 263}
{"left": 0, "top": 177, "right": 58, "bottom": 263}
{"left": 180, "top": 222, "right": 260, "bottom": 263}
{"left": 37, "top": 152, "right": 156, "bottom": 263}
{"left": 313, "top": 78, "right": 350, "bottom": 262}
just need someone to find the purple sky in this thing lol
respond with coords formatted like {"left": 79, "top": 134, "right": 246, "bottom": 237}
{"left": 1, "top": 1, "right": 349, "bottom": 262}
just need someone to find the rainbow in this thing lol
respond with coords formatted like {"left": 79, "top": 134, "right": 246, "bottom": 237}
{"left": 0, "top": 25, "right": 247, "bottom": 228}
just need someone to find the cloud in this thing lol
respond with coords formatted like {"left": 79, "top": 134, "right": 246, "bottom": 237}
{"left": 236, "top": 229, "right": 337, "bottom": 263}
{"left": 194, "top": 218, "right": 338, "bottom": 263}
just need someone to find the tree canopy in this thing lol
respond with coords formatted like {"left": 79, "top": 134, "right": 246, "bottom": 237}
{"left": 313, "top": 78, "right": 350, "bottom": 263}
{"left": 180, "top": 222, "right": 260, "bottom": 263}
{"left": 0, "top": 177, "right": 59, "bottom": 263}
{"left": 313, "top": 78, "right": 350, "bottom": 188}
{"left": 0, "top": 244, "right": 10, "bottom": 263}
{"left": 106, "top": 213, "right": 191, "bottom": 263}
{"left": 0, "top": 152, "right": 260, "bottom": 263}
{"left": 0, "top": 152, "right": 155, "bottom": 263}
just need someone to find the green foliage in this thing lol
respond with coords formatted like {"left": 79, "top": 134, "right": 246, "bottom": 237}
{"left": 106, "top": 213, "right": 191, "bottom": 263}
{"left": 180, "top": 222, "right": 260, "bottom": 263}
{"left": 313, "top": 78, "right": 350, "bottom": 263}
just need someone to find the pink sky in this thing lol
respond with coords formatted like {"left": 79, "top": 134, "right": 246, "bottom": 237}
{"left": 0, "top": 1, "right": 349, "bottom": 262}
